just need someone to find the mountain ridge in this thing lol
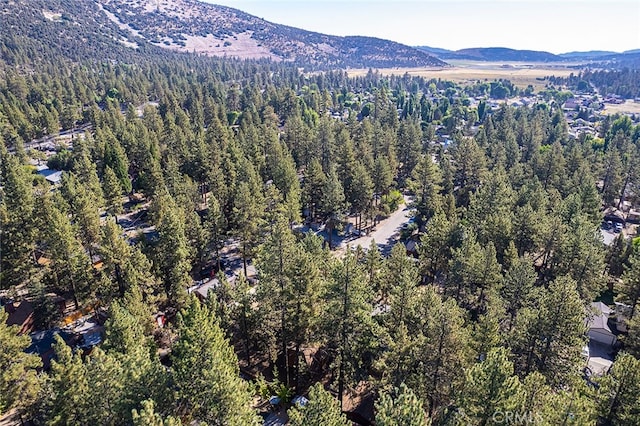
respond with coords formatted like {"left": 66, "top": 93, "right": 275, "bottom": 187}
{"left": 415, "top": 45, "right": 640, "bottom": 64}
{"left": 415, "top": 46, "right": 562, "bottom": 62}
{"left": 0, "top": 0, "right": 446, "bottom": 69}
{"left": 95, "top": 0, "right": 446, "bottom": 68}
{"left": 455, "top": 47, "right": 561, "bottom": 62}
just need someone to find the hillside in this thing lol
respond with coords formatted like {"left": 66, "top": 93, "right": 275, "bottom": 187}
{"left": 98, "top": 0, "right": 445, "bottom": 68}
{"left": 96, "top": 0, "right": 446, "bottom": 68}
{"left": 416, "top": 45, "right": 563, "bottom": 62}
{"left": 414, "top": 45, "right": 456, "bottom": 58}
{"left": 559, "top": 50, "right": 617, "bottom": 60}
{"left": 454, "top": 47, "right": 561, "bottom": 62}
{"left": 0, "top": 0, "right": 445, "bottom": 69}
{"left": 0, "top": 0, "right": 162, "bottom": 65}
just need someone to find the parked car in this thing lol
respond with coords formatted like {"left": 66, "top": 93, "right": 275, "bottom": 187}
{"left": 614, "top": 222, "right": 623, "bottom": 233}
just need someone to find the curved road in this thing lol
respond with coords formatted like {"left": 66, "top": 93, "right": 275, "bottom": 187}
{"left": 341, "top": 195, "right": 414, "bottom": 255}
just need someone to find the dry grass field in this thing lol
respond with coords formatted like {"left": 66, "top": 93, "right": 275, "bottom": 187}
{"left": 603, "top": 100, "right": 640, "bottom": 115}
{"left": 347, "top": 60, "right": 579, "bottom": 90}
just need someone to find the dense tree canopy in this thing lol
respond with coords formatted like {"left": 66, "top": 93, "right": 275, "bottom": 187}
{"left": 1, "top": 24, "right": 640, "bottom": 425}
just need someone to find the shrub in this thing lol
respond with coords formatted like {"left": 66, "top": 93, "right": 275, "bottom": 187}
{"left": 380, "top": 190, "right": 403, "bottom": 214}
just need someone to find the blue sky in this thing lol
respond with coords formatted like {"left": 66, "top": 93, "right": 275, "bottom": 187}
{"left": 203, "top": 0, "right": 640, "bottom": 54}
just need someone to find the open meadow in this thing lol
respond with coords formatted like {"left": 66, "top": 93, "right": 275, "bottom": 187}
{"left": 602, "top": 100, "right": 640, "bottom": 115}
{"left": 347, "top": 60, "right": 580, "bottom": 89}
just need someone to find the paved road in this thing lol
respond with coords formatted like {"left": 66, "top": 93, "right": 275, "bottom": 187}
{"left": 9, "top": 124, "right": 92, "bottom": 153}
{"left": 341, "top": 196, "right": 414, "bottom": 254}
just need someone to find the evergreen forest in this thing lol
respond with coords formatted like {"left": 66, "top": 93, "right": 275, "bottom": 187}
{"left": 2, "top": 15, "right": 640, "bottom": 425}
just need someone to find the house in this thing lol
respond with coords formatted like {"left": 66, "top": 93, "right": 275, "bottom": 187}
{"left": 68, "top": 317, "right": 103, "bottom": 350}
{"left": 45, "top": 171, "right": 63, "bottom": 185}
{"left": 587, "top": 302, "right": 616, "bottom": 346}
{"left": 563, "top": 98, "right": 579, "bottom": 110}
{"left": 26, "top": 328, "right": 75, "bottom": 370}
{"left": 188, "top": 275, "right": 236, "bottom": 302}
{"left": 3, "top": 300, "right": 35, "bottom": 335}
{"left": 36, "top": 167, "right": 64, "bottom": 185}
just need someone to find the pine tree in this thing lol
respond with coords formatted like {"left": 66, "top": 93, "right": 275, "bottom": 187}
{"left": 100, "top": 220, "right": 158, "bottom": 300}
{"left": 288, "top": 383, "right": 349, "bottom": 426}
{"left": 103, "top": 294, "right": 172, "bottom": 424}
{"left": 471, "top": 295, "right": 505, "bottom": 361}
{"left": 183, "top": 208, "right": 208, "bottom": 271}
{"left": 207, "top": 195, "right": 226, "bottom": 272}
{"left": 418, "top": 211, "right": 454, "bottom": 283}
{"left": 323, "top": 254, "right": 377, "bottom": 407}
{"left": 601, "top": 147, "right": 623, "bottom": 206}
{"left": 321, "top": 166, "right": 346, "bottom": 249}
{"left": 397, "top": 120, "right": 423, "bottom": 181}
{"left": 45, "top": 335, "right": 92, "bottom": 425}
{"left": 446, "top": 233, "right": 501, "bottom": 313}
{"left": 364, "top": 239, "right": 383, "bottom": 291}
{"left": 383, "top": 244, "right": 420, "bottom": 328}
{"left": 303, "top": 159, "right": 327, "bottom": 221}
{"left": 550, "top": 209, "right": 604, "bottom": 301}
{"left": 596, "top": 353, "right": 640, "bottom": 425}
{"left": 233, "top": 178, "right": 265, "bottom": 277}
{"left": 375, "top": 383, "right": 429, "bottom": 426}
{"left": 513, "top": 204, "right": 542, "bottom": 257}
{"left": 42, "top": 196, "right": 94, "bottom": 309}
{"left": 172, "top": 297, "right": 260, "bottom": 425}
{"left": 372, "top": 155, "right": 393, "bottom": 200}
{"left": 536, "top": 140, "right": 567, "bottom": 192}
{"left": 64, "top": 176, "right": 101, "bottom": 259}
{"left": 622, "top": 314, "right": 640, "bottom": 357}
{"left": 257, "top": 215, "right": 301, "bottom": 385}
{"left": 267, "top": 138, "right": 301, "bottom": 225}
{"left": 230, "top": 273, "right": 259, "bottom": 367}
{"left": 260, "top": 214, "right": 324, "bottom": 385}
{"left": 349, "top": 162, "right": 373, "bottom": 231}
{"left": 132, "top": 400, "right": 183, "bottom": 426}
{"left": 408, "top": 154, "right": 442, "bottom": 222}
{"left": 518, "top": 372, "right": 596, "bottom": 426}
{"left": 413, "top": 287, "right": 471, "bottom": 417}
{"left": 466, "top": 168, "right": 515, "bottom": 261}
{"left": 103, "top": 165, "right": 123, "bottom": 218}
{"left": 457, "top": 348, "right": 524, "bottom": 425}
{"left": 82, "top": 348, "right": 126, "bottom": 425}
{"left": 510, "top": 276, "right": 586, "bottom": 386}
{"left": 619, "top": 250, "right": 640, "bottom": 319}
{"left": 72, "top": 137, "right": 104, "bottom": 205}
{"left": 0, "top": 153, "right": 36, "bottom": 289}
{"left": 154, "top": 197, "right": 190, "bottom": 309}
{"left": 0, "top": 309, "right": 41, "bottom": 416}
{"left": 607, "top": 234, "right": 632, "bottom": 277}
{"left": 103, "top": 297, "right": 151, "bottom": 355}
{"left": 335, "top": 127, "right": 357, "bottom": 202}
{"left": 451, "top": 137, "right": 487, "bottom": 208}
{"left": 378, "top": 321, "right": 419, "bottom": 391}
{"left": 501, "top": 256, "right": 537, "bottom": 331}
{"left": 101, "top": 128, "right": 132, "bottom": 193}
